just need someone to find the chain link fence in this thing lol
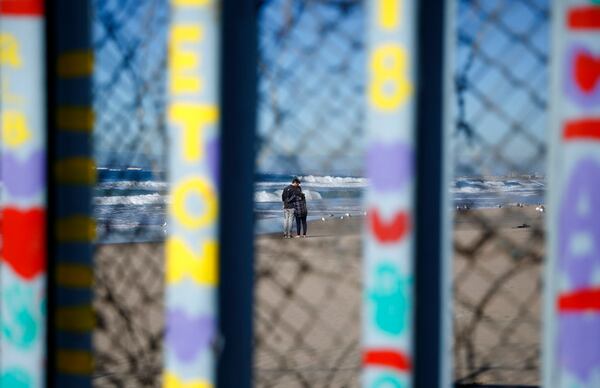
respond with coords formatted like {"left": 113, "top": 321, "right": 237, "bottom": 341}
{"left": 255, "top": 0, "right": 365, "bottom": 386}
{"left": 453, "top": 0, "right": 549, "bottom": 385}
{"left": 86, "top": 0, "right": 551, "bottom": 386}
{"left": 92, "top": 0, "right": 168, "bottom": 386}
{"left": 256, "top": 0, "right": 365, "bottom": 176}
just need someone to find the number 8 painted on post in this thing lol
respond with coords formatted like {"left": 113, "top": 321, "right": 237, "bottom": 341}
{"left": 369, "top": 44, "right": 412, "bottom": 111}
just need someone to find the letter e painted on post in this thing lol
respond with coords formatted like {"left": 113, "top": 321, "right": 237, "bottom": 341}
{"left": 170, "top": 25, "right": 203, "bottom": 94}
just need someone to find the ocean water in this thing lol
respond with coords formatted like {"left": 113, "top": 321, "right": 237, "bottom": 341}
{"left": 452, "top": 176, "right": 545, "bottom": 209}
{"left": 253, "top": 173, "right": 367, "bottom": 234}
{"left": 94, "top": 169, "right": 544, "bottom": 243}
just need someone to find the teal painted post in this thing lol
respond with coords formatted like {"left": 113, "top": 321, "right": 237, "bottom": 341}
{"left": 164, "top": 0, "right": 221, "bottom": 387}
{"left": 0, "top": 1, "right": 47, "bottom": 387}
{"left": 544, "top": 1, "right": 600, "bottom": 387}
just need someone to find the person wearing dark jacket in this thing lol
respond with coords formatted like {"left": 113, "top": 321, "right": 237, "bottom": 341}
{"left": 281, "top": 177, "right": 302, "bottom": 238}
{"left": 294, "top": 191, "right": 308, "bottom": 237}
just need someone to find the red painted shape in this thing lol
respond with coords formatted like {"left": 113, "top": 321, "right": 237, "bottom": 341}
{"left": 1, "top": 208, "right": 46, "bottom": 280}
{"left": 575, "top": 51, "right": 600, "bottom": 92}
{"left": 364, "top": 349, "right": 411, "bottom": 372}
{"left": 568, "top": 6, "right": 600, "bottom": 30}
{"left": 558, "top": 288, "right": 600, "bottom": 312}
{"left": 563, "top": 119, "right": 600, "bottom": 141}
{"left": 0, "top": 0, "right": 44, "bottom": 16}
{"left": 369, "top": 209, "right": 410, "bottom": 243}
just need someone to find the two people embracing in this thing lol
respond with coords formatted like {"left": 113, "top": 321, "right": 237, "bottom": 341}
{"left": 282, "top": 177, "right": 308, "bottom": 238}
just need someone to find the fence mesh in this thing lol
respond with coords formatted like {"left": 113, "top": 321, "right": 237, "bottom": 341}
{"left": 256, "top": 0, "right": 365, "bottom": 176}
{"left": 254, "top": 0, "right": 365, "bottom": 387}
{"left": 86, "top": 0, "right": 550, "bottom": 386}
{"left": 92, "top": 0, "right": 168, "bottom": 386}
{"left": 452, "top": 0, "right": 549, "bottom": 385}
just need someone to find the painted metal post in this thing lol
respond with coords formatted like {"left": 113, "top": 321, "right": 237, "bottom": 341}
{"left": 363, "top": 0, "right": 417, "bottom": 387}
{"left": 47, "top": 0, "right": 95, "bottom": 386}
{"left": 414, "top": 1, "right": 453, "bottom": 388}
{"left": 544, "top": 1, "right": 600, "bottom": 387}
{"left": 217, "top": 0, "right": 256, "bottom": 387}
{"left": 164, "top": 0, "right": 221, "bottom": 387}
{"left": 0, "top": 1, "right": 47, "bottom": 386}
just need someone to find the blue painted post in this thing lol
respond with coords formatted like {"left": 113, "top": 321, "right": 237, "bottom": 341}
{"left": 0, "top": 1, "right": 47, "bottom": 386}
{"left": 48, "top": 0, "right": 95, "bottom": 386}
{"left": 164, "top": 0, "right": 221, "bottom": 387}
{"left": 544, "top": 2, "right": 600, "bottom": 387}
{"left": 363, "top": 0, "right": 418, "bottom": 387}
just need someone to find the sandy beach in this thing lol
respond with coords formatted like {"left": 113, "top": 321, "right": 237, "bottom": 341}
{"left": 93, "top": 206, "right": 544, "bottom": 387}
{"left": 453, "top": 206, "right": 544, "bottom": 386}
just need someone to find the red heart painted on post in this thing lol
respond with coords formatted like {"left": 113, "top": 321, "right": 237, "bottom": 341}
{"left": 575, "top": 52, "right": 600, "bottom": 93}
{"left": 1, "top": 208, "right": 46, "bottom": 280}
{"left": 369, "top": 209, "right": 410, "bottom": 243}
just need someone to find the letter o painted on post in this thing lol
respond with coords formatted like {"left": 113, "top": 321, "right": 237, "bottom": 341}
{"left": 171, "top": 177, "right": 217, "bottom": 229}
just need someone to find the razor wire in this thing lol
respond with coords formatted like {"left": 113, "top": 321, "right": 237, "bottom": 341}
{"left": 453, "top": 0, "right": 549, "bottom": 385}
{"left": 92, "top": 0, "right": 168, "bottom": 386}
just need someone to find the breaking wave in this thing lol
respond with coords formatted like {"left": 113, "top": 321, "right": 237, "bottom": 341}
{"left": 254, "top": 189, "right": 322, "bottom": 203}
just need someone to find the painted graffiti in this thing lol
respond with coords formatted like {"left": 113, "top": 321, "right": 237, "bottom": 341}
{"left": 372, "top": 373, "right": 405, "bottom": 388}
{"left": 363, "top": 0, "right": 415, "bottom": 387}
{"left": 558, "top": 158, "right": 600, "bottom": 289}
{"left": 0, "top": 1, "right": 46, "bottom": 387}
{"left": 564, "top": 44, "right": 600, "bottom": 109}
{"left": 369, "top": 264, "right": 411, "bottom": 336}
{"left": 166, "top": 310, "right": 215, "bottom": 362}
{"left": 165, "top": 0, "right": 220, "bottom": 386}
{"left": 369, "top": 210, "right": 411, "bottom": 244}
{"left": 1, "top": 282, "right": 44, "bottom": 349}
{"left": 546, "top": 2, "right": 600, "bottom": 387}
